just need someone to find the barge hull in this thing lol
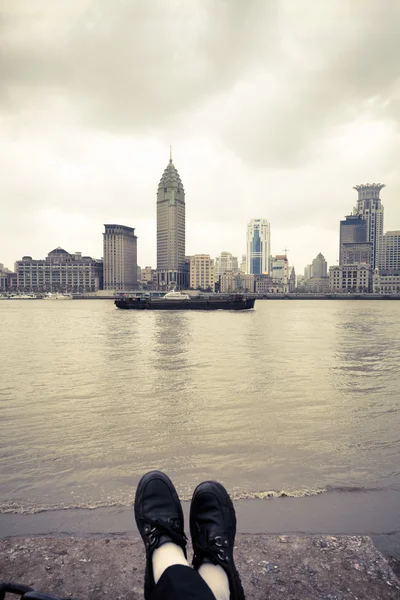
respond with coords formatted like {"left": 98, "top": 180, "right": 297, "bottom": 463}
{"left": 115, "top": 298, "right": 255, "bottom": 310}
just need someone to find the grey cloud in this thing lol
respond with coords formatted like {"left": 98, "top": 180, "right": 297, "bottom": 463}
{"left": 217, "top": 1, "right": 400, "bottom": 167}
{"left": 1, "top": 0, "right": 280, "bottom": 131}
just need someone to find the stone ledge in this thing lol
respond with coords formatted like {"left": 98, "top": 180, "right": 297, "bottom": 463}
{"left": 1, "top": 535, "right": 399, "bottom": 600}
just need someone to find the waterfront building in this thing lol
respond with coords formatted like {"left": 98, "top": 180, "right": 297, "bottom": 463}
{"left": 353, "top": 183, "right": 385, "bottom": 269}
{"left": 0, "top": 263, "right": 16, "bottom": 292}
{"left": 141, "top": 266, "right": 158, "bottom": 288}
{"left": 103, "top": 224, "right": 138, "bottom": 290}
{"left": 373, "top": 270, "right": 400, "bottom": 294}
{"left": 246, "top": 218, "right": 271, "bottom": 275}
{"left": 255, "top": 275, "right": 282, "bottom": 294}
{"left": 157, "top": 150, "right": 187, "bottom": 289}
{"left": 214, "top": 252, "right": 239, "bottom": 277}
{"left": 137, "top": 265, "right": 142, "bottom": 282}
{"left": 311, "top": 253, "right": 328, "bottom": 278}
{"left": 380, "top": 231, "right": 400, "bottom": 273}
{"left": 187, "top": 254, "right": 215, "bottom": 291}
{"left": 16, "top": 248, "right": 103, "bottom": 293}
{"left": 219, "top": 272, "right": 255, "bottom": 293}
{"left": 304, "top": 277, "right": 330, "bottom": 293}
{"left": 271, "top": 255, "right": 290, "bottom": 293}
{"left": 329, "top": 265, "right": 370, "bottom": 293}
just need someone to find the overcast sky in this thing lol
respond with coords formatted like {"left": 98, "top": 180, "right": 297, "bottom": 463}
{"left": 1, "top": 0, "right": 400, "bottom": 273}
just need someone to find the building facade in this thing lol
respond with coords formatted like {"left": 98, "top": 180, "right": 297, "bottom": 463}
{"left": 380, "top": 231, "right": 400, "bottom": 273}
{"left": 246, "top": 218, "right": 271, "bottom": 275}
{"left": 16, "top": 248, "right": 103, "bottom": 292}
{"left": 103, "top": 224, "right": 138, "bottom": 290}
{"left": 0, "top": 264, "right": 16, "bottom": 292}
{"left": 157, "top": 152, "right": 187, "bottom": 288}
{"left": 219, "top": 272, "right": 255, "bottom": 293}
{"left": 141, "top": 266, "right": 158, "bottom": 288}
{"left": 339, "top": 215, "right": 368, "bottom": 265}
{"left": 304, "top": 264, "right": 312, "bottom": 281}
{"left": 271, "top": 255, "right": 290, "bottom": 293}
{"left": 329, "top": 265, "right": 370, "bottom": 293}
{"left": 311, "top": 253, "right": 328, "bottom": 278}
{"left": 373, "top": 270, "right": 400, "bottom": 294}
{"left": 214, "top": 252, "right": 239, "bottom": 276}
{"left": 353, "top": 183, "right": 385, "bottom": 269}
{"left": 255, "top": 275, "right": 282, "bottom": 294}
{"left": 188, "top": 254, "right": 215, "bottom": 290}
{"left": 304, "top": 277, "right": 330, "bottom": 293}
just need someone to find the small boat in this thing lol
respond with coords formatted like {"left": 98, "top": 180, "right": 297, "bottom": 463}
{"left": 43, "top": 293, "right": 73, "bottom": 300}
{"left": 115, "top": 291, "right": 256, "bottom": 311}
{"left": 6, "top": 294, "right": 40, "bottom": 300}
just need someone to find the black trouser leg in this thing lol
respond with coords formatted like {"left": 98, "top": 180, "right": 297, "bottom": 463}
{"left": 150, "top": 564, "right": 217, "bottom": 600}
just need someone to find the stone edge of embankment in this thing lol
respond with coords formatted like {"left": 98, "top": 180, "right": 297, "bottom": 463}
{"left": 1, "top": 534, "right": 400, "bottom": 600}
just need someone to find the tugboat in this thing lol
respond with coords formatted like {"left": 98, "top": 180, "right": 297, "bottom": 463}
{"left": 115, "top": 290, "right": 255, "bottom": 311}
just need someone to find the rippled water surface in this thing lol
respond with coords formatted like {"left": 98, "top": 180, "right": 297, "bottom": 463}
{"left": 1, "top": 300, "right": 399, "bottom": 513}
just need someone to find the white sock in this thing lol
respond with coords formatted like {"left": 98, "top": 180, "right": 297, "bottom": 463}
{"left": 198, "top": 562, "right": 230, "bottom": 600}
{"left": 152, "top": 542, "right": 190, "bottom": 583}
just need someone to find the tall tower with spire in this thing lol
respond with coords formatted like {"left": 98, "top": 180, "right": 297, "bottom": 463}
{"left": 156, "top": 149, "right": 187, "bottom": 288}
{"left": 353, "top": 183, "right": 385, "bottom": 270}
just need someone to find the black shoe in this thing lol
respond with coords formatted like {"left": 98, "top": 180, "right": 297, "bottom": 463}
{"left": 134, "top": 471, "right": 187, "bottom": 599}
{"left": 190, "top": 481, "right": 245, "bottom": 600}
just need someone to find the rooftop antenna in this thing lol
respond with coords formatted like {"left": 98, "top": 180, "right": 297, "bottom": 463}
{"left": 169, "top": 145, "right": 173, "bottom": 163}
{"left": 282, "top": 247, "right": 290, "bottom": 259}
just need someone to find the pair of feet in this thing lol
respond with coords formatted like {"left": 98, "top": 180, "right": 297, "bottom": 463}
{"left": 134, "top": 471, "right": 245, "bottom": 600}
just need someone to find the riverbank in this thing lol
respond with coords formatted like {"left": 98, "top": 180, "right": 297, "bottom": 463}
{"left": 1, "top": 534, "right": 399, "bottom": 600}
{"left": 2, "top": 491, "right": 400, "bottom": 558}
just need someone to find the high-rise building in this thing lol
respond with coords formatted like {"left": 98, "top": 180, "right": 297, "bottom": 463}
{"left": 304, "top": 264, "right": 312, "bottom": 281}
{"left": 246, "top": 218, "right": 271, "bottom": 275}
{"left": 380, "top": 231, "right": 400, "bottom": 273}
{"left": 339, "top": 215, "right": 370, "bottom": 265}
{"left": 271, "top": 255, "right": 290, "bottom": 293}
{"left": 214, "top": 252, "right": 238, "bottom": 276}
{"left": 311, "top": 253, "right": 328, "bottom": 278}
{"left": 103, "top": 224, "right": 138, "bottom": 290}
{"left": 187, "top": 254, "right": 215, "bottom": 290}
{"left": 16, "top": 248, "right": 103, "bottom": 293}
{"left": 157, "top": 150, "right": 187, "bottom": 288}
{"left": 353, "top": 183, "right": 385, "bottom": 269}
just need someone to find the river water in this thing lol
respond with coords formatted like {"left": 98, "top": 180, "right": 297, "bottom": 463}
{"left": 1, "top": 300, "right": 399, "bottom": 518}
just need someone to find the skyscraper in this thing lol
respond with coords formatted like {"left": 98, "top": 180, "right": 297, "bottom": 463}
{"left": 157, "top": 150, "right": 187, "bottom": 288}
{"left": 311, "top": 253, "right": 328, "bottom": 278}
{"left": 353, "top": 183, "right": 385, "bottom": 269}
{"left": 246, "top": 218, "right": 271, "bottom": 275}
{"left": 380, "top": 231, "right": 400, "bottom": 273}
{"left": 214, "top": 252, "right": 238, "bottom": 276}
{"left": 339, "top": 215, "right": 370, "bottom": 265}
{"left": 103, "top": 224, "right": 137, "bottom": 290}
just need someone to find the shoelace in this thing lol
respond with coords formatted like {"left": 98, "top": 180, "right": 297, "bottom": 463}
{"left": 193, "top": 525, "right": 230, "bottom": 565}
{"left": 145, "top": 517, "right": 187, "bottom": 550}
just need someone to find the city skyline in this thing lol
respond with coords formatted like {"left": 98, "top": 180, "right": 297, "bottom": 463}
{"left": 1, "top": 2, "right": 400, "bottom": 274}
{"left": 2, "top": 175, "right": 397, "bottom": 277}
